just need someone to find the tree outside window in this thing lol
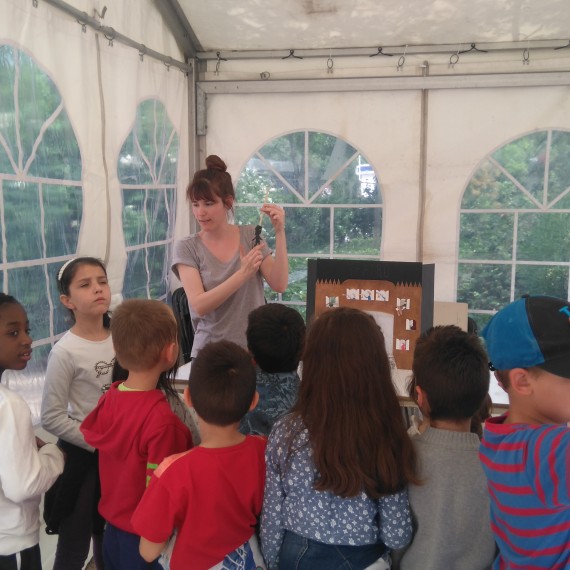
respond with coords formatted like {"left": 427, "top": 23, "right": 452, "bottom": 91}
{"left": 458, "top": 130, "right": 570, "bottom": 330}
{"left": 235, "top": 130, "right": 383, "bottom": 318}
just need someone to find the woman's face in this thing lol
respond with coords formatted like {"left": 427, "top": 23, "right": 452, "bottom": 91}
{"left": 191, "top": 194, "right": 232, "bottom": 231}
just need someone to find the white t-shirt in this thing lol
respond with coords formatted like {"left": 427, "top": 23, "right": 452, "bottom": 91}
{"left": 0, "top": 383, "right": 64, "bottom": 555}
{"left": 41, "top": 331, "right": 115, "bottom": 451}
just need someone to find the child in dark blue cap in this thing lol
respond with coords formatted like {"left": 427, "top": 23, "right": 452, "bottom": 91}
{"left": 479, "top": 295, "right": 570, "bottom": 570}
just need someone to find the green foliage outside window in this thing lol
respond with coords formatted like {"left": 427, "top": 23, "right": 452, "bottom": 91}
{"left": 458, "top": 130, "right": 570, "bottom": 331}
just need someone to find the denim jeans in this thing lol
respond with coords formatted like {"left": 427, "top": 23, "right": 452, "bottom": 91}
{"left": 278, "top": 530, "right": 387, "bottom": 570}
{"left": 103, "top": 523, "right": 163, "bottom": 570}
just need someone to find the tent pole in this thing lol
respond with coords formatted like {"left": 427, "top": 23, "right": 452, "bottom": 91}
{"left": 417, "top": 62, "right": 429, "bottom": 263}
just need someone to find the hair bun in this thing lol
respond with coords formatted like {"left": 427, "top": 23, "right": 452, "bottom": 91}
{"left": 205, "top": 155, "right": 227, "bottom": 173}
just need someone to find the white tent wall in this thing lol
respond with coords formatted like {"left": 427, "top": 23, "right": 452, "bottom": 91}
{"left": 1, "top": 0, "right": 190, "bottom": 421}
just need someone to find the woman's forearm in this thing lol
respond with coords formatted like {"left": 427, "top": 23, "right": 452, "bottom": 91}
{"left": 263, "top": 230, "right": 289, "bottom": 293}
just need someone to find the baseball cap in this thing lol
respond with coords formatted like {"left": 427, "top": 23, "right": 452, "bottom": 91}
{"left": 481, "top": 295, "right": 570, "bottom": 379}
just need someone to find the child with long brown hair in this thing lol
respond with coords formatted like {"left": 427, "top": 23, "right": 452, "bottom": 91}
{"left": 260, "top": 307, "right": 416, "bottom": 570}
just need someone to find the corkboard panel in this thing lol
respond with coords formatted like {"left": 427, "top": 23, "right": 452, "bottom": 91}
{"left": 315, "top": 279, "right": 423, "bottom": 369}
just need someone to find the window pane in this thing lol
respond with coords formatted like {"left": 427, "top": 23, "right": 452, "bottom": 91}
{"left": 147, "top": 189, "right": 172, "bottom": 243}
{"left": 4, "top": 181, "right": 42, "bottom": 261}
{"left": 461, "top": 160, "right": 536, "bottom": 210}
{"left": 551, "top": 191, "right": 570, "bottom": 209}
{"left": 122, "top": 189, "right": 146, "bottom": 246}
{"left": 28, "top": 110, "right": 82, "bottom": 180}
{"left": 459, "top": 213, "right": 514, "bottom": 260}
{"left": 334, "top": 208, "right": 381, "bottom": 255}
{"left": 236, "top": 164, "right": 301, "bottom": 204}
{"left": 148, "top": 245, "right": 168, "bottom": 298}
{"left": 286, "top": 208, "right": 330, "bottom": 254}
{"left": 547, "top": 131, "right": 570, "bottom": 205}
{"left": 259, "top": 133, "right": 305, "bottom": 195}
{"left": 281, "top": 257, "right": 308, "bottom": 303}
{"left": 161, "top": 138, "right": 178, "bottom": 185}
{"left": 44, "top": 184, "right": 82, "bottom": 257}
{"left": 0, "top": 46, "right": 17, "bottom": 175}
{"left": 8, "top": 266, "right": 50, "bottom": 339}
{"left": 124, "top": 246, "right": 168, "bottom": 300}
{"left": 118, "top": 133, "right": 150, "bottom": 184}
{"left": 492, "top": 131, "right": 547, "bottom": 204}
{"left": 118, "top": 100, "right": 179, "bottom": 186}
{"left": 308, "top": 133, "right": 356, "bottom": 199}
{"left": 123, "top": 250, "right": 148, "bottom": 299}
{"left": 515, "top": 265, "right": 568, "bottom": 298}
{"left": 457, "top": 263, "right": 512, "bottom": 311}
{"left": 517, "top": 213, "right": 570, "bottom": 262}
{"left": 314, "top": 156, "right": 380, "bottom": 205}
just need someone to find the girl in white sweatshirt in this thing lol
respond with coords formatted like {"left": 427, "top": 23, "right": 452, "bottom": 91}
{"left": 0, "top": 293, "right": 64, "bottom": 570}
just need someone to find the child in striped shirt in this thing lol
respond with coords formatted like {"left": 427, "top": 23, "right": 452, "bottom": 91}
{"left": 479, "top": 295, "right": 570, "bottom": 570}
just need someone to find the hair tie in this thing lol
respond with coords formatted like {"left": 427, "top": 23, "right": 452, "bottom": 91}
{"left": 58, "top": 258, "right": 76, "bottom": 281}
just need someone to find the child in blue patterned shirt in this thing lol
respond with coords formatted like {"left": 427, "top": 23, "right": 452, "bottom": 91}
{"left": 240, "top": 303, "right": 305, "bottom": 437}
{"left": 260, "top": 307, "right": 416, "bottom": 570}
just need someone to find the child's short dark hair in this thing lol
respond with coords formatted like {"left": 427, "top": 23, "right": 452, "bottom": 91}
{"left": 111, "top": 299, "right": 177, "bottom": 372}
{"left": 189, "top": 340, "right": 256, "bottom": 426}
{"left": 412, "top": 325, "right": 490, "bottom": 422}
{"left": 246, "top": 303, "right": 305, "bottom": 373}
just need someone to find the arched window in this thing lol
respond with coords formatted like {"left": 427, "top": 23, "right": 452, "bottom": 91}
{"left": 0, "top": 44, "right": 82, "bottom": 417}
{"left": 458, "top": 130, "right": 570, "bottom": 330}
{"left": 236, "top": 130, "right": 383, "bottom": 316}
{"left": 119, "top": 99, "right": 178, "bottom": 300}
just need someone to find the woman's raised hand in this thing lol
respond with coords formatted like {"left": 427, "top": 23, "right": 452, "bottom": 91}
{"left": 260, "top": 204, "right": 285, "bottom": 233}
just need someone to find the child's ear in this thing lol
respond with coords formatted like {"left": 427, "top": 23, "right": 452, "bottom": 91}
{"left": 163, "top": 342, "right": 178, "bottom": 367}
{"left": 249, "top": 390, "right": 259, "bottom": 411}
{"left": 508, "top": 368, "right": 532, "bottom": 396}
{"left": 183, "top": 386, "right": 192, "bottom": 408}
{"left": 59, "top": 294, "right": 75, "bottom": 311}
{"left": 415, "top": 386, "right": 430, "bottom": 416}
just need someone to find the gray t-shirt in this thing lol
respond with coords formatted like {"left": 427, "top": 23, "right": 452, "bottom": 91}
{"left": 172, "top": 225, "right": 271, "bottom": 357}
{"left": 393, "top": 427, "right": 496, "bottom": 570}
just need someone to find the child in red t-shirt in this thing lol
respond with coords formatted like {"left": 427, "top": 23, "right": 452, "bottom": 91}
{"left": 132, "top": 340, "right": 266, "bottom": 570}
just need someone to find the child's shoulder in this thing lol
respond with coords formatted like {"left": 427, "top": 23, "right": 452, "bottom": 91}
{"left": 257, "top": 369, "right": 300, "bottom": 385}
{"left": 482, "top": 417, "right": 570, "bottom": 455}
{"left": 154, "top": 449, "right": 192, "bottom": 478}
{"left": 0, "top": 382, "right": 28, "bottom": 409}
{"left": 246, "top": 433, "right": 268, "bottom": 451}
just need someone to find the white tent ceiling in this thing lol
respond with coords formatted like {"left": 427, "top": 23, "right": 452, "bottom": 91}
{"left": 175, "top": 0, "right": 570, "bottom": 53}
